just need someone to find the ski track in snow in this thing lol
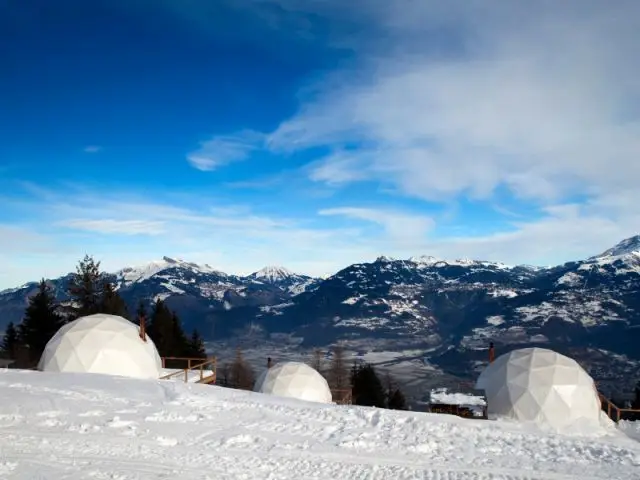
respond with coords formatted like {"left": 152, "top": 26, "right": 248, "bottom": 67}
{"left": 0, "top": 370, "right": 639, "bottom": 479}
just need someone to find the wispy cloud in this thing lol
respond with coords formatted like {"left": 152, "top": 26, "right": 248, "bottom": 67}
{"left": 1, "top": 180, "right": 638, "bottom": 290}
{"left": 319, "top": 207, "right": 434, "bottom": 248}
{"left": 57, "top": 219, "right": 166, "bottom": 235}
{"left": 83, "top": 145, "right": 102, "bottom": 153}
{"left": 264, "top": 1, "right": 640, "bottom": 210}
{"left": 187, "top": 130, "right": 265, "bottom": 171}
{"left": 0, "top": 183, "right": 379, "bottom": 287}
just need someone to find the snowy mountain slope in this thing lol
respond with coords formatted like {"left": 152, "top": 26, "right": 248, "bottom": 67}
{"left": 117, "top": 256, "right": 229, "bottom": 285}
{"left": 248, "top": 265, "right": 321, "bottom": 294}
{"left": 591, "top": 234, "right": 640, "bottom": 259}
{"left": 1, "top": 369, "right": 639, "bottom": 479}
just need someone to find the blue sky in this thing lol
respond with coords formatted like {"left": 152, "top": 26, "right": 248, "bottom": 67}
{"left": 1, "top": 0, "right": 639, "bottom": 288}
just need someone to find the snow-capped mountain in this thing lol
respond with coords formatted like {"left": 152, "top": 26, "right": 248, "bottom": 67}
{"left": 2, "top": 236, "right": 639, "bottom": 393}
{"left": 117, "top": 256, "right": 228, "bottom": 286}
{"left": 249, "top": 266, "right": 297, "bottom": 283}
{"left": 247, "top": 266, "right": 320, "bottom": 295}
{"left": 591, "top": 235, "right": 640, "bottom": 259}
{"left": 0, "top": 258, "right": 318, "bottom": 336}
{"left": 249, "top": 237, "right": 640, "bottom": 392}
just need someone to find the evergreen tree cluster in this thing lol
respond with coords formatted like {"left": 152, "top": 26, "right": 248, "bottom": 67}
{"left": 141, "top": 299, "right": 205, "bottom": 360}
{"left": 1, "top": 280, "right": 66, "bottom": 366}
{"left": 310, "top": 347, "right": 408, "bottom": 410}
{"left": 350, "top": 363, "right": 407, "bottom": 410}
{"left": 1, "top": 255, "right": 205, "bottom": 367}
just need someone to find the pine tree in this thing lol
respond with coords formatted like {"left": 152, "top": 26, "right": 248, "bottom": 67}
{"left": 147, "top": 299, "right": 174, "bottom": 357}
{"left": 1, "top": 322, "right": 19, "bottom": 358}
{"left": 327, "top": 345, "right": 349, "bottom": 390}
{"left": 220, "top": 361, "right": 231, "bottom": 386}
{"left": 351, "top": 363, "right": 386, "bottom": 408}
{"left": 67, "top": 254, "right": 105, "bottom": 318}
{"left": 388, "top": 389, "right": 408, "bottom": 410}
{"left": 188, "top": 329, "right": 206, "bottom": 358}
{"left": 633, "top": 381, "right": 640, "bottom": 410}
{"left": 171, "top": 312, "right": 190, "bottom": 356}
{"left": 230, "top": 347, "right": 255, "bottom": 390}
{"left": 100, "top": 281, "right": 129, "bottom": 317}
{"left": 146, "top": 299, "right": 192, "bottom": 363}
{"left": 383, "top": 371, "right": 408, "bottom": 410}
{"left": 19, "top": 280, "right": 66, "bottom": 364}
{"left": 310, "top": 348, "right": 324, "bottom": 373}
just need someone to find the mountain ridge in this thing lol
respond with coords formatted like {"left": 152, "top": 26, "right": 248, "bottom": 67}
{"left": 2, "top": 236, "right": 639, "bottom": 394}
{"left": 7, "top": 234, "right": 639, "bottom": 295}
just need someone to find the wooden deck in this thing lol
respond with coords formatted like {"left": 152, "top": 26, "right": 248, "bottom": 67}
{"left": 598, "top": 392, "right": 640, "bottom": 422}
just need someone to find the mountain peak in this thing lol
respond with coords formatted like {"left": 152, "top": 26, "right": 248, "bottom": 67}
{"left": 593, "top": 235, "right": 640, "bottom": 259}
{"left": 250, "top": 266, "right": 296, "bottom": 282}
{"left": 374, "top": 255, "right": 396, "bottom": 263}
{"left": 408, "top": 255, "right": 442, "bottom": 265}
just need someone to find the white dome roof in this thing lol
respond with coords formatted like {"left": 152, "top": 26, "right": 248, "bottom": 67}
{"left": 476, "top": 347, "right": 603, "bottom": 431}
{"left": 38, "top": 313, "right": 162, "bottom": 379}
{"left": 254, "top": 361, "right": 332, "bottom": 403}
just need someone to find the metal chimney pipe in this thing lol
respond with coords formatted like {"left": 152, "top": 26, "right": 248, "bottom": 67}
{"left": 489, "top": 342, "right": 495, "bottom": 363}
{"left": 139, "top": 314, "right": 147, "bottom": 342}
{"left": 267, "top": 357, "right": 272, "bottom": 368}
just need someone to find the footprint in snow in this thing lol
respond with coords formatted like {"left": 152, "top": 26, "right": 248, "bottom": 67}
{"left": 38, "top": 418, "right": 67, "bottom": 428}
{"left": 106, "top": 416, "right": 137, "bottom": 429}
{"left": 156, "top": 436, "right": 179, "bottom": 446}
{"left": 222, "top": 434, "right": 262, "bottom": 447}
{"left": 78, "top": 410, "right": 105, "bottom": 417}
{"left": 36, "top": 411, "right": 66, "bottom": 418}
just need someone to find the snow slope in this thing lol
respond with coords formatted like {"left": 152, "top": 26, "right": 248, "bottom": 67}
{"left": 1, "top": 369, "right": 639, "bottom": 479}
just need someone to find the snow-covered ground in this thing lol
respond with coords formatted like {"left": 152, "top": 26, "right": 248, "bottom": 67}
{"left": 1, "top": 369, "right": 639, "bottom": 479}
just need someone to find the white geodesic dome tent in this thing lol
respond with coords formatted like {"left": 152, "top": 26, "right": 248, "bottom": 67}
{"left": 254, "top": 361, "right": 332, "bottom": 403}
{"left": 475, "top": 347, "right": 606, "bottom": 431}
{"left": 38, "top": 313, "right": 163, "bottom": 379}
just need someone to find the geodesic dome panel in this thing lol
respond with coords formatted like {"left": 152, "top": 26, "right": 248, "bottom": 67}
{"left": 38, "top": 313, "right": 162, "bottom": 379}
{"left": 254, "top": 361, "right": 332, "bottom": 403}
{"left": 476, "top": 347, "right": 603, "bottom": 431}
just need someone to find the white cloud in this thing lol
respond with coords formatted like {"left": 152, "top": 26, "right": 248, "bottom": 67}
{"left": 0, "top": 185, "right": 382, "bottom": 288}
{"left": 58, "top": 219, "right": 166, "bottom": 235}
{"left": 421, "top": 205, "right": 640, "bottom": 267}
{"left": 266, "top": 1, "right": 640, "bottom": 209}
{"left": 187, "top": 130, "right": 265, "bottom": 171}
{"left": 0, "top": 182, "right": 638, "bottom": 290}
{"left": 83, "top": 146, "right": 102, "bottom": 153}
{"left": 319, "top": 207, "right": 434, "bottom": 248}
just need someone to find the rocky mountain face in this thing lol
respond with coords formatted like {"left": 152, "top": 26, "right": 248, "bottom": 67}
{"left": 1, "top": 238, "right": 639, "bottom": 395}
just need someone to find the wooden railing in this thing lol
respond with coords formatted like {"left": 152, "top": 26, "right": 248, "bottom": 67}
{"left": 159, "top": 357, "right": 217, "bottom": 384}
{"left": 161, "top": 356, "right": 209, "bottom": 369}
{"left": 598, "top": 393, "right": 640, "bottom": 423}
